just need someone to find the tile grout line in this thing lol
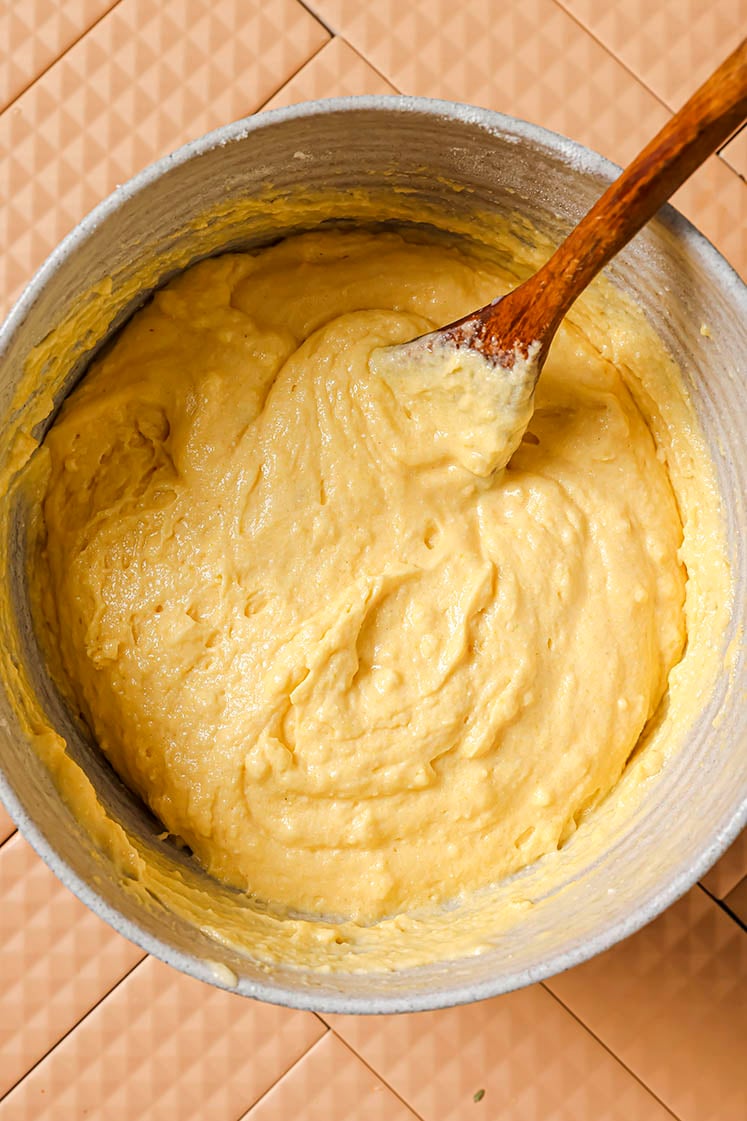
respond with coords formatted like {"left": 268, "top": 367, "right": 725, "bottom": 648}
{"left": 0, "top": 952, "right": 148, "bottom": 1105}
{"left": 295, "top": 0, "right": 336, "bottom": 36}
{"left": 233, "top": 1029, "right": 330, "bottom": 1119}
{"left": 294, "top": 12, "right": 406, "bottom": 96}
{"left": 340, "top": 37, "right": 404, "bottom": 95}
{"left": 550, "top": 0, "right": 683, "bottom": 118}
{"left": 720, "top": 122, "right": 746, "bottom": 179}
{"left": 550, "top": 0, "right": 746, "bottom": 182}
{"left": 697, "top": 880, "right": 747, "bottom": 933}
{"left": 253, "top": 35, "right": 333, "bottom": 113}
{"left": 320, "top": 1024, "right": 427, "bottom": 1121}
{"left": 0, "top": 952, "right": 328, "bottom": 1112}
{"left": 539, "top": 981, "right": 682, "bottom": 1120}
{"left": 0, "top": 0, "right": 124, "bottom": 117}
{"left": 259, "top": 31, "right": 405, "bottom": 105}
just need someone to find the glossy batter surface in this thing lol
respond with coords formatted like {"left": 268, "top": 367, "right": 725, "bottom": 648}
{"left": 38, "top": 231, "right": 686, "bottom": 923}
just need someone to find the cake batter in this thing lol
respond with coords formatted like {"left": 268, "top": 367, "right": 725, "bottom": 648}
{"left": 37, "top": 230, "right": 686, "bottom": 923}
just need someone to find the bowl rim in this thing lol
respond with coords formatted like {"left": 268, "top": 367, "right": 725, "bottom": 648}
{"left": 1, "top": 94, "right": 745, "bottom": 1014}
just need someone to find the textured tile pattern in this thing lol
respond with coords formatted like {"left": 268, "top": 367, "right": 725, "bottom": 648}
{"left": 671, "top": 154, "right": 747, "bottom": 277}
{"left": 547, "top": 887, "right": 747, "bottom": 1121}
{"left": 312, "top": 0, "right": 672, "bottom": 165}
{"left": 722, "top": 124, "right": 747, "bottom": 179}
{"left": 325, "top": 986, "right": 675, "bottom": 1121}
{"left": 244, "top": 1032, "right": 419, "bottom": 1121}
{"left": 263, "top": 36, "right": 397, "bottom": 110}
{"left": 558, "top": 0, "right": 747, "bottom": 108}
{"left": 0, "top": 809, "right": 15, "bottom": 846}
{"left": 0, "top": 956, "right": 325, "bottom": 1119}
{"left": 309, "top": 0, "right": 747, "bottom": 277}
{"left": 0, "top": 834, "right": 144, "bottom": 1100}
{"left": 724, "top": 876, "right": 747, "bottom": 927}
{"left": 0, "top": 0, "right": 116, "bottom": 111}
{"left": 0, "top": 0, "right": 328, "bottom": 317}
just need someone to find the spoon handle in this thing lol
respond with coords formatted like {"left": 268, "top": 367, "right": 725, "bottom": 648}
{"left": 509, "top": 37, "right": 747, "bottom": 348}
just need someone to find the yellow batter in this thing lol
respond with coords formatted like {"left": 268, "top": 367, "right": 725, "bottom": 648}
{"left": 37, "top": 230, "right": 686, "bottom": 924}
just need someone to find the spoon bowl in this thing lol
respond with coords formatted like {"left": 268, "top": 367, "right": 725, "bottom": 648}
{"left": 387, "top": 39, "right": 746, "bottom": 458}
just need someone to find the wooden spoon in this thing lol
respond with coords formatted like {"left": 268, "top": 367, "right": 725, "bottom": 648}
{"left": 385, "top": 38, "right": 746, "bottom": 454}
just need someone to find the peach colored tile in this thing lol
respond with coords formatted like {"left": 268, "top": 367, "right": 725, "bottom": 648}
{"left": 701, "top": 826, "right": 747, "bottom": 898}
{"left": 671, "top": 154, "right": 747, "bottom": 279}
{"left": 0, "top": 0, "right": 329, "bottom": 318}
{"left": 557, "top": 0, "right": 747, "bottom": 108}
{"left": 0, "top": 0, "right": 117, "bottom": 111}
{"left": 309, "top": 0, "right": 673, "bottom": 167}
{"left": 0, "top": 955, "right": 325, "bottom": 1120}
{"left": 0, "top": 807, "right": 15, "bottom": 845}
{"left": 262, "top": 36, "right": 398, "bottom": 111}
{"left": 0, "top": 833, "right": 144, "bottom": 1100}
{"left": 308, "top": 0, "right": 747, "bottom": 279}
{"left": 721, "top": 124, "right": 747, "bottom": 179}
{"left": 724, "top": 876, "right": 747, "bottom": 927}
{"left": 243, "top": 1032, "right": 420, "bottom": 1121}
{"left": 325, "top": 985, "right": 674, "bottom": 1121}
{"left": 547, "top": 886, "right": 747, "bottom": 1121}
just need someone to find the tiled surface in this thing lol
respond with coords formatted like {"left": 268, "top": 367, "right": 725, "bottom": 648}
{"left": 0, "top": 809, "right": 15, "bottom": 846}
{"left": 243, "top": 1033, "right": 420, "bottom": 1121}
{"left": 325, "top": 988, "right": 677, "bottom": 1121}
{"left": 0, "top": 0, "right": 328, "bottom": 318}
{"left": 0, "top": 956, "right": 325, "bottom": 1120}
{"left": 262, "top": 36, "right": 397, "bottom": 110}
{"left": 312, "top": 0, "right": 674, "bottom": 165}
{"left": 0, "top": 834, "right": 144, "bottom": 1100}
{"left": 557, "top": 0, "right": 747, "bottom": 108}
{"left": 1, "top": 3, "right": 745, "bottom": 1119}
{"left": 0, "top": 0, "right": 116, "bottom": 110}
{"left": 308, "top": 0, "right": 747, "bottom": 276}
{"left": 722, "top": 123, "right": 747, "bottom": 179}
{"left": 547, "top": 887, "right": 747, "bottom": 1121}
{"left": 725, "top": 876, "right": 747, "bottom": 927}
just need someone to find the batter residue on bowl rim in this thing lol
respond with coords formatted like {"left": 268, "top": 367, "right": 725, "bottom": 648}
{"left": 0, "top": 189, "right": 730, "bottom": 973}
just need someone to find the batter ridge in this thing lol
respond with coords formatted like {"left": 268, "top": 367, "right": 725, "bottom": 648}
{"left": 37, "top": 229, "right": 686, "bottom": 923}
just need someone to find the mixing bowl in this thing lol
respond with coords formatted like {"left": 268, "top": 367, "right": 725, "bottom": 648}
{"left": 1, "top": 97, "right": 745, "bottom": 1013}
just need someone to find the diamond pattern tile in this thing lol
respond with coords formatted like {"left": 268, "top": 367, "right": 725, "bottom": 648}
{"left": 263, "top": 36, "right": 397, "bottom": 111}
{"left": 547, "top": 886, "right": 747, "bottom": 1121}
{"left": 310, "top": 0, "right": 673, "bottom": 165}
{"left": 724, "top": 876, "right": 747, "bottom": 927}
{"left": 243, "top": 1032, "right": 419, "bottom": 1121}
{"left": 0, "top": 808, "right": 15, "bottom": 846}
{"left": 308, "top": 0, "right": 746, "bottom": 278}
{"left": 722, "top": 124, "right": 747, "bottom": 179}
{"left": 0, "top": 0, "right": 329, "bottom": 318}
{"left": 671, "top": 154, "right": 747, "bottom": 279}
{"left": 0, "top": 833, "right": 144, "bottom": 1100}
{"left": 701, "top": 827, "right": 747, "bottom": 898}
{"left": 0, "top": 0, "right": 116, "bottom": 111}
{"left": 0, "top": 956, "right": 325, "bottom": 1120}
{"left": 557, "top": 0, "right": 747, "bottom": 109}
{"left": 324, "top": 985, "right": 674, "bottom": 1121}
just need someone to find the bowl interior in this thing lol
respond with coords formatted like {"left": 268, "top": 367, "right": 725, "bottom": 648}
{"left": 0, "top": 99, "right": 745, "bottom": 1012}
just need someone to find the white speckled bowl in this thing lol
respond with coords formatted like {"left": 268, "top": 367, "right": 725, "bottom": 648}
{"left": 1, "top": 98, "right": 745, "bottom": 1012}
